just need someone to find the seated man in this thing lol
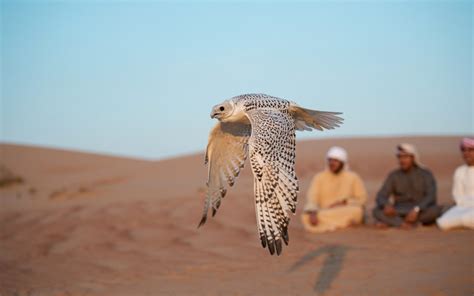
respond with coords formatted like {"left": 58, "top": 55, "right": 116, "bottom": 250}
{"left": 373, "top": 143, "right": 441, "bottom": 228}
{"left": 437, "top": 138, "right": 474, "bottom": 230}
{"left": 301, "top": 146, "right": 367, "bottom": 233}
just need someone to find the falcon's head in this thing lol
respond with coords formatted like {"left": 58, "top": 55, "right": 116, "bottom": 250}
{"left": 210, "top": 100, "right": 235, "bottom": 121}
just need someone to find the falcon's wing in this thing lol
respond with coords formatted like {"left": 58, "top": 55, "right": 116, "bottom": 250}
{"left": 289, "top": 103, "right": 343, "bottom": 131}
{"left": 198, "top": 122, "right": 251, "bottom": 227}
{"left": 246, "top": 109, "right": 298, "bottom": 255}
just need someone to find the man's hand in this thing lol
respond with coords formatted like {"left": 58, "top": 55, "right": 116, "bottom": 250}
{"left": 404, "top": 209, "right": 419, "bottom": 224}
{"left": 383, "top": 205, "right": 397, "bottom": 217}
{"left": 308, "top": 212, "right": 319, "bottom": 226}
{"left": 329, "top": 199, "right": 347, "bottom": 208}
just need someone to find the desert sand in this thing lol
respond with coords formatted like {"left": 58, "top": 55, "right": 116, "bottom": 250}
{"left": 1, "top": 136, "right": 473, "bottom": 296}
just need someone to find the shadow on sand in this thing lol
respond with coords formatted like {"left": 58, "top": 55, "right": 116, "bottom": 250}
{"left": 288, "top": 244, "right": 348, "bottom": 294}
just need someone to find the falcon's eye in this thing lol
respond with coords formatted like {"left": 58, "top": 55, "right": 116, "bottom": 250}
{"left": 219, "top": 106, "right": 225, "bottom": 111}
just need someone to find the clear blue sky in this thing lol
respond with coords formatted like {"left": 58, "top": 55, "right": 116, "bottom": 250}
{"left": 1, "top": 1, "right": 472, "bottom": 160}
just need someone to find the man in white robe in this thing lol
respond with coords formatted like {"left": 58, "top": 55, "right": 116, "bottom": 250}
{"left": 437, "top": 138, "right": 474, "bottom": 230}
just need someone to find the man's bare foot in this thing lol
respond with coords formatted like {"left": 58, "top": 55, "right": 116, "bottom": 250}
{"left": 375, "top": 222, "right": 389, "bottom": 229}
{"left": 348, "top": 220, "right": 360, "bottom": 228}
{"left": 401, "top": 222, "right": 415, "bottom": 230}
{"left": 308, "top": 212, "right": 319, "bottom": 226}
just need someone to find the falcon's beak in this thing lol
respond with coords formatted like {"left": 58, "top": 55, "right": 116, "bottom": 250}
{"left": 210, "top": 106, "right": 220, "bottom": 119}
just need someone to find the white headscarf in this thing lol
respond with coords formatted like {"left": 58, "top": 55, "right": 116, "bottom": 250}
{"left": 326, "top": 146, "right": 348, "bottom": 163}
{"left": 396, "top": 143, "right": 423, "bottom": 167}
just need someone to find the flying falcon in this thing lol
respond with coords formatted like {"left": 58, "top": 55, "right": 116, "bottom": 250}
{"left": 198, "top": 93, "right": 343, "bottom": 255}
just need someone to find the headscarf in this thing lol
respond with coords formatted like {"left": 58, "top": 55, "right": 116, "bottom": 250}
{"left": 396, "top": 143, "right": 423, "bottom": 167}
{"left": 460, "top": 138, "right": 474, "bottom": 149}
{"left": 327, "top": 146, "right": 348, "bottom": 163}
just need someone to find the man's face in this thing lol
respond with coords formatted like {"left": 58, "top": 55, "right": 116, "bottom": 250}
{"left": 397, "top": 154, "right": 415, "bottom": 171}
{"left": 328, "top": 158, "right": 344, "bottom": 174}
{"left": 461, "top": 147, "right": 474, "bottom": 166}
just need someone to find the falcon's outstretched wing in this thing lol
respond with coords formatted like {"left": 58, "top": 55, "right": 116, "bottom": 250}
{"left": 246, "top": 109, "right": 298, "bottom": 255}
{"left": 198, "top": 122, "right": 251, "bottom": 227}
{"left": 289, "top": 103, "right": 343, "bottom": 131}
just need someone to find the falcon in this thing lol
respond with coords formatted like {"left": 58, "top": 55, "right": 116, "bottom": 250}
{"left": 198, "top": 93, "right": 343, "bottom": 255}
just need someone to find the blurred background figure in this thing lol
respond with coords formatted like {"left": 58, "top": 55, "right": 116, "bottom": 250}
{"left": 301, "top": 146, "right": 367, "bottom": 233}
{"left": 373, "top": 143, "right": 442, "bottom": 229}
{"left": 437, "top": 138, "right": 474, "bottom": 230}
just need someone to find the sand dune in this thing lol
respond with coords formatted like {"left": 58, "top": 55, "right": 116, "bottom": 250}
{"left": 0, "top": 136, "right": 472, "bottom": 296}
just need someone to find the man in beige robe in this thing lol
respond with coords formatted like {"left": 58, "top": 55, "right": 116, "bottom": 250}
{"left": 301, "top": 146, "right": 368, "bottom": 233}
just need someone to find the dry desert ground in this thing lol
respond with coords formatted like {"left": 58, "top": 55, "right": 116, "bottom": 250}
{"left": 1, "top": 136, "right": 473, "bottom": 296}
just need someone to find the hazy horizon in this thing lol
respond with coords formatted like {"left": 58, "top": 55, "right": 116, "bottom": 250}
{"left": 1, "top": 1, "right": 472, "bottom": 159}
{"left": 1, "top": 134, "right": 470, "bottom": 161}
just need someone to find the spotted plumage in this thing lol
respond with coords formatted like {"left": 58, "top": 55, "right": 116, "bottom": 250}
{"left": 199, "top": 93, "right": 343, "bottom": 255}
